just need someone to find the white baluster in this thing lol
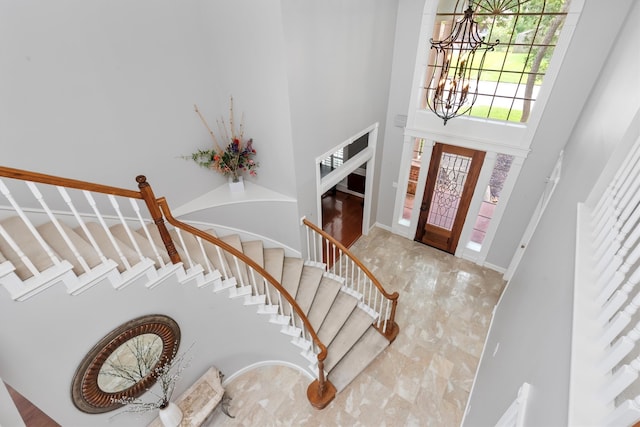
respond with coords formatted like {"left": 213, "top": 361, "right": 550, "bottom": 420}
{"left": 312, "top": 233, "right": 318, "bottom": 263}
{"left": 264, "top": 278, "right": 273, "bottom": 306}
{"left": 324, "top": 239, "right": 329, "bottom": 269}
{"left": 109, "top": 196, "right": 146, "bottom": 263}
{"left": 83, "top": 191, "right": 131, "bottom": 270}
{"left": 598, "top": 240, "right": 640, "bottom": 292}
{"left": 173, "top": 228, "right": 195, "bottom": 269}
{"left": 596, "top": 202, "right": 640, "bottom": 269}
{"left": 277, "top": 293, "right": 285, "bottom": 317}
{"left": 594, "top": 213, "right": 620, "bottom": 254}
{"left": 27, "top": 182, "right": 91, "bottom": 273}
{"left": 196, "top": 237, "right": 215, "bottom": 274}
{"left": 58, "top": 187, "right": 108, "bottom": 263}
{"left": 136, "top": 218, "right": 166, "bottom": 268}
{"left": 599, "top": 291, "right": 640, "bottom": 348}
{"left": 215, "top": 246, "right": 229, "bottom": 280}
{"left": 383, "top": 299, "right": 391, "bottom": 333}
{"left": 598, "top": 357, "right": 640, "bottom": 404}
{"left": 305, "top": 226, "right": 311, "bottom": 263}
{"left": 599, "top": 322, "right": 640, "bottom": 374}
{"left": 233, "top": 256, "right": 245, "bottom": 287}
{"left": 598, "top": 266, "right": 640, "bottom": 323}
{"left": 0, "top": 223, "right": 38, "bottom": 276}
{"left": 600, "top": 395, "right": 640, "bottom": 427}
{"left": 376, "top": 291, "right": 382, "bottom": 327}
{"left": 249, "top": 268, "right": 259, "bottom": 297}
{"left": 0, "top": 179, "right": 59, "bottom": 266}
{"left": 332, "top": 243, "right": 336, "bottom": 273}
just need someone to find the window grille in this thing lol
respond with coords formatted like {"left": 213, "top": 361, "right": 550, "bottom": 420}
{"left": 423, "top": 0, "right": 569, "bottom": 123}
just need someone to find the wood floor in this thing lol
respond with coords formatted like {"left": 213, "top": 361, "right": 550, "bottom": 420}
{"left": 5, "top": 382, "right": 59, "bottom": 427}
{"left": 322, "top": 190, "right": 364, "bottom": 249}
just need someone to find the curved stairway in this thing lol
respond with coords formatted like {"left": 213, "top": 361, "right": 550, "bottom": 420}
{"left": 0, "top": 214, "right": 390, "bottom": 396}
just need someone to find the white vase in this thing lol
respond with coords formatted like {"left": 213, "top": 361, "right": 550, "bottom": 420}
{"left": 158, "top": 402, "right": 183, "bottom": 427}
{"left": 228, "top": 176, "right": 244, "bottom": 193}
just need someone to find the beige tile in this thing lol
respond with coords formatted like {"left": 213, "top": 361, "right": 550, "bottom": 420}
{"left": 209, "top": 227, "right": 505, "bottom": 426}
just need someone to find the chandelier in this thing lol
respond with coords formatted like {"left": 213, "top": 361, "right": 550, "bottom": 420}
{"left": 426, "top": 3, "right": 499, "bottom": 125}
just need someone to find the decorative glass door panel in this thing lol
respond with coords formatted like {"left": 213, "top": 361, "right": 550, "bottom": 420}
{"left": 416, "top": 143, "right": 485, "bottom": 254}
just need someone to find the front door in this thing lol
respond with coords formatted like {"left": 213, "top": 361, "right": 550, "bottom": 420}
{"left": 415, "top": 143, "right": 485, "bottom": 254}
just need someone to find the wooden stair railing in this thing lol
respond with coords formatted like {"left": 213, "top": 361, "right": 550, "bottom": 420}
{"left": 0, "top": 167, "right": 181, "bottom": 268}
{"left": 302, "top": 217, "right": 399, "bottom": 343}
{"left": 0, "top": 166, "right": 336, "bottom": 409}
{"left": 155, "top": 197, "right": 336, "bottom": 409}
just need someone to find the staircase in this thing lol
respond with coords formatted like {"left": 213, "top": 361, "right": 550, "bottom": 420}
{"left": 0, "top": 166, "right": 399, "bottom": 417}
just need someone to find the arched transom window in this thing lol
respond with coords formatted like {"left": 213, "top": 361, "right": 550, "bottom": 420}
{"left": 422, "top": 0, "right": 570, "bottom": 123}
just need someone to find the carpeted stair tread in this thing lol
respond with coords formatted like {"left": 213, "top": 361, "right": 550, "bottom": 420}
{"left": 307, "top": 276, "right": 343, "bottom": 330}
{"left": 280, "top": 257, "right": 304, "bottom": 315}
{"left": 262, "top": 248, "right": 285, "bottom": 303}
{"left": 202, "top": 229, "right": 232, "bottom": 280}
{"left": 219, "top": 234, "right": 249, "bottom": 286}
{"left": 110, "top": 224, "right": 170, "bottom": 267}
{"left": 73, "top": 222, "right": 140, "bottom": 273}
{"left": 263, "top": 248, "right": 284, "bottom": 282}
{"left": 324, "top": 307, "right": 375, "bottom": 371}
{"left": 0, "top": 216, "right": 56, "bottom": 280}
{"left": 37, "top": 221, "right": 103, "bottom": 276}
{"left": 169, "top": 229, "right": 211, "bottom": 271}
{"left": 242, "top": 240, "right": 264, "bottom": 293}
{"left": 317, "top": 291, "right": 359, "bottom": 345}
{"left": 329, "top": 327, "right": 389, "bottom": 392}
{"left": 295, "top": 266, "right": 324, "bottom": 315}
{"left": 241, "top": 241, "right": 264, "bottom": 267}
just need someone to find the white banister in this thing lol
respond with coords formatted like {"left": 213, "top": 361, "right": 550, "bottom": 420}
{"left": 0, "top": 179, "right": 60, "bottom": 266}
{"left": 83, "top": 191, "right": 132, "bottom": 270}
{"left": 571, "top": 136, "right": 640, "bottom": 427}
{"left": 27, "top": 182, "right": 91, "bottom": 274}
{"left": 602, "top": 396, "right": 640, "bottom": 426}
{"left": 0, "top": 223, "right": 38, "bottom": 276}
{"left": 58, "top": 187, "right": 109, "bottom": 264}
{"left": 599, "top": 322, "right": 640, "bottom": 374}
{"left": 109, "top": 196, "right": 146, "bottom": 263}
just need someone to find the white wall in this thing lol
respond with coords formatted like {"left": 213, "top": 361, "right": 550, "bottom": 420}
{"left": 0, "top": 273, "right": 311, "bottom": 426}
{"left": 377, "top": 0, "right": 426, "bottom": 228}
{"left": 0, "top": 0, "right": 297, "bottom": 220}
{"left": 280, "top": 0, "right": 399, "bottom": 236}
{"left": 463, "top": 2, "right": 640, "bottom": 425}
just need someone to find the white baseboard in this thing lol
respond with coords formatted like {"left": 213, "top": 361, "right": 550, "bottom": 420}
{"left": 221, "top": 360, "right": 315, "bottom": 387}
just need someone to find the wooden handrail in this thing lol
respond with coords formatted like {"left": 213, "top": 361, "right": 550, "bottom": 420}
{"left": 156, "top": 198, "right": 336, "bottom": 408}
{"left": 0, "top": 165, "right": 336, "bottom": 407}
{"left": 302, "top": 217, "right": 399, "bottom": 342}
{"left": 0, "top": 166, "right": 143, "bottom": 199}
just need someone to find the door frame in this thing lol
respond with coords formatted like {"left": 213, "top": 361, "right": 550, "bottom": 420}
{"left": 415, "top": 142, "right": 486, "bottom": 254}
{"left": 392, "top": 131, "right": 529, "bottom": 270}
{"left": 315, "top": 123, "right": 378, "bottom": 237}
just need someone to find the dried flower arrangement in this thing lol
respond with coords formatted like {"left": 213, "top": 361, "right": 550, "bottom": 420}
{"left": 187, "top": 97, "right": 259, "bottom": 182}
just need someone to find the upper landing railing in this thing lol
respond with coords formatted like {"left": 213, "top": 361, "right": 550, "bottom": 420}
{"left": 570, "top": 134, "right": 640, "bottom": 426}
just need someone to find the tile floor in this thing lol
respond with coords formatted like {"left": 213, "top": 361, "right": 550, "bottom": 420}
{"left": 207, "top": 227, "right": 506, "bottom": 426}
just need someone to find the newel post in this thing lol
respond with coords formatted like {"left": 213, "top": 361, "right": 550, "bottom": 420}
{"left": 306, "top": 354, "right": 336, "bottom": 409}
{"left": 385, "top": 296, "right": 400, "bottom": 343}
{"left": 136, "top": 175, "right": 181, "bottom": 264}
{"left": 374, "top": 293, "right": 400, "bottom": 343}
